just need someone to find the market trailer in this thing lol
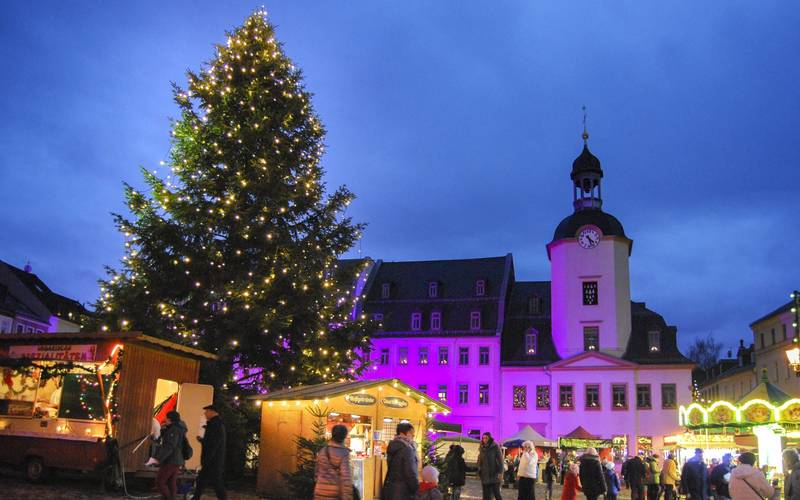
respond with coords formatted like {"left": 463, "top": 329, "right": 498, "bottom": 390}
{"left": 0, "top": 331, "right": 216, "bottom": 480}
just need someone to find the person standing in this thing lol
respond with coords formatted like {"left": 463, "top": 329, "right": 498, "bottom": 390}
{"left": 314, "top": 424, "right": 353, "bottom": 500}
{"left": 783, "top": 449, "right": 800, "bottom": 500}
{"left": 192, "top": 404, "right": 227, "bottom": 500}
{"left": 709, "top": 454, "right": 732, "bottom": 500}
{"left": 477, "top": 432, "right": 504, "bottom": 500}
{"left": 729, "top": 452, "right": 773, "bottom": 500}
{"left": 382, "top": 422, "right": 419, "bottom": 500}
{"left": 446, "top": 445, "right": 467, "bottom": 500}
{"left": 517, "top": 441, "right": 539, "bottom": 500}
{"left": 646, "top": 454, "right": 662, "bottom": 500}
{"left": 544, "top": 457, "right": 559, "bottom": 500}
{"left": 578, "top": 448, "right": 607, "bottom": 500}
{"left": 681, "top": 449, "right": 709, "bottom": 500}
{"left": 661, "top": 453, "right": 679, "bottom": 500}
{"left": 562, "top": 463, "right": 583, "bottom": 500}
{"left": 604, "top": 462, "right": 621, "bottom": 500}
{"left": 623, "top": 453, "right": 647, "bottom": 500}
{"left": 155, "top": 411, "right": 187, "bottom": 500}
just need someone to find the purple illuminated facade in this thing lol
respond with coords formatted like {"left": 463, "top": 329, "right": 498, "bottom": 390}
{"left": 356, "top": 141, "right": 693, "bottom": 455}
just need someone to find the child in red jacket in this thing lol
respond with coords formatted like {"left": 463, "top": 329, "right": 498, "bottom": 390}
{"left": 562, "top": 462, "right": 583, "bottom": 500}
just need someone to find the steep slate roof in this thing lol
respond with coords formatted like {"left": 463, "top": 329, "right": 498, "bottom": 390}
{"left": 750, "top": 299, "right": 793, "bottom": 327}
{"left": 362, "top": 255, "right": 511, "bottom": 336}
{"left": 622, "top": 301, "right": 692, "bottom": 365}
{"left": 0, "top": 260, "right": 89, "bottom": 323}
{"left": 501, "top": 281, "right": 560, "bottom": 365}
{"left": 551, "top": 209, "right": 627, "bottom": 243}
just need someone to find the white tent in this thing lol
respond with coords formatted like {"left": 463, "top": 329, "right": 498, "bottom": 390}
{"left": 502, "top": 425, "right": 557, "bottom": 448}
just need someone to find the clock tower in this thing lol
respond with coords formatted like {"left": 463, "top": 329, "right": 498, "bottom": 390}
{"left": 546, "top": 131, "right": 633, "bottom": 359}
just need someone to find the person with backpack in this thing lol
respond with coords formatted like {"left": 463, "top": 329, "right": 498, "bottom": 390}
{"left": 729, "top": 452, "right": 773, "bottom": 500}
{"left": 155, "top": 410, "right": 188, "bottom": 500}
{"left": 446, "top": 445, "right": 467, "bottom": 500}
{"left": 314, "top": 424, "right": 354, "bottom": 500}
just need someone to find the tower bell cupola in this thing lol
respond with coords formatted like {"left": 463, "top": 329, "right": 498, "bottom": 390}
{"left": 571, "top": 108, "right": 603, "bottom": 211}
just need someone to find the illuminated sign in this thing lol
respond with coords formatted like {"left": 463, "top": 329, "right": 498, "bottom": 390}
{"left": 9, "top": 344, "right": 97, "bottom": 362}
{"left": 382, "top": 397, "right": 409, "bottom": 409}
{"left": 345, "top": 393, "right": 377, "bottom": 406}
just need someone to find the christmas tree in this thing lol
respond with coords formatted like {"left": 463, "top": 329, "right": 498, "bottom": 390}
{"left": 91, "top": 9, "right": 375, "bottom": 465}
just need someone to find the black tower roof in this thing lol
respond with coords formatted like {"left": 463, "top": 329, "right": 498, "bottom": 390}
{"left": 571, "top": 145, "right": 603, "bottom": 180}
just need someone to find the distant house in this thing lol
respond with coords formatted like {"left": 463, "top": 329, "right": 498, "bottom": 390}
{"left": 0, "top": 260, "right": 87, "bottom": 333}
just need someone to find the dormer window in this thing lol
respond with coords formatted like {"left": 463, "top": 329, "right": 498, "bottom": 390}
{"left": 428, "top": 281, "right": 438, "bottom": 298}
{"left": 525, "top": 330, "right": 538, "bottom": 356}
{"left": 430, "top": 311, "right": 442, "bottom": 331}
{"left": 528, "top": 295, "right": 542, "bottom": 315}
{"left": 411, "top": 312, "right": 422, "bottom": 331}
{"left": 648, "top": 331, "right": 661, "bottom": 352}
{"left": 470, "top": 311, "right": 482, "bottom": 331}
{"left": 381, "top": 283, "right": 391, "bottom": 299}
{"left": 475, "top": 280, "right": 486, "bottom": 296}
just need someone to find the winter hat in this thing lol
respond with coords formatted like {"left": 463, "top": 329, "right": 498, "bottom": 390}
{"left": 585, "top": 447, "right": 598, "bottom": 456}
{"left": 522, "top": 440, "right": 535, "bottom": 452}
{"left": 421, "top": 465, "right": 439, "bottom": 483}
{"left": 166, "top": 410, "right": 181, "bottom": 423}
{"left": 605, "top": 461, "right": 615, "bottom": 471}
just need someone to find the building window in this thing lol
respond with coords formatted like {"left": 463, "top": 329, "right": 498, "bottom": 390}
{"left": 16, "top": 324, "right": 24, "bottom": 333}
{"left": 648, "top": 331, "right": 661, "bottom": 353}
{"left": 418, "top": 384, "right": 427, "bottom": 394}
{"left": 418, "top": 347, "right": 428, "bottom": 365}
{"left": 372, "top": 312, "right": 384, "bottom": 321}
{"left": 636, "top": 384, "right": 652, "bottom": 409}
{"left": 438, "top": 346, "right": 449, "bottom": 365}
{"left": 437, "top": 385, "right": 447, "bottom": 402}
{"left": 513, "top": 385, "right": 527, "bottom": 409}
{"left": 584, "top": 326, "right": 599, "bottom": 351}
{"left": 380, "top": 349, "right": 389, "bottom": 365}
{"left": 475, "top": 280, "right": 486, "bottom": 296}
{"left": 559, "top": 385, "right": 574, "bottom": 409}
{"left": 479, "top": 384, "right": 489, "bottom": 405}
{"left": 525, "top": 330, "right": 537, "bottom": 356}
{"left": 536, "top": 385, "right": 551, "bottom": 409}
{"left": 411, "top": 312, "right": 422, "bottom": 331}
{"left": 381, "top": 283, "right": 391, "bottom": 299}
{"left": 470, "top": 311, "right": 482, "bottom": 330}
{"left": 428, "top": 281, "right": 438, "bottom": 298}
{"left": 529, "top": 295, "right": 542, "bottom": 315}
{"left": 661, "top": 384, "right": 676, "bottom": 409}
{"left": 398, "top": 347, "right": 408, "bottom": 365}
{"left": 479, "top": 347, "right": 490, "bottom": 365}
{"left": 612, "top": 384, "right": 627, "bottom": 409}
{"left": 583, "top": 281, "right": 598, "bottom": 305}
{"left": 459, "top": 384, "right": 469, "bottom": 404}
{"left": 459, "top": 347, "right": 469, "bottom": 365}
{"left": 585, "top": 384, "right": 600, "bottom": 409}
{"left": 430, "top": 311, "right": 442, "bottom": 331}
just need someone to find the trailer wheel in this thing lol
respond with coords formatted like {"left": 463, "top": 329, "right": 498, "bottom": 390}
{"left": 24, "top": 457, "right": 47, "bottom": 482}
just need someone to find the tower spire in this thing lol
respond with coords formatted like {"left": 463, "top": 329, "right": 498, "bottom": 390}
{"left": 582, "top": 105, "right": 589, "bottom": 144}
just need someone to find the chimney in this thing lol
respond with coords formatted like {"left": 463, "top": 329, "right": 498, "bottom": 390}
{"left": 23, "top": 261, "right": 32, "bottom": 273}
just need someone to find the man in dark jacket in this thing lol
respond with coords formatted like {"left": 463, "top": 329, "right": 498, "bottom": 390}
{"left": 446, "top": 445, "right": 467, "bottom": 500}
{"left": 192, "top": 404, "right": 226, "bottom": 500}
{"left": 622, "top": 453, "right": 648, "bottom": 500}
{"left": 680, "top": 449, "right": 708, "bottom": 500}
{"left": 708, "top": 453, "right": 731, "bottom": 500}
{"left": 382, "top": 422, "right": 418, "bottom": 500}
{"left": 156, "top": 411, "right": 187, "bottom": 500}
{"left": 578, "top": 448, "right": 607, "bottom": 500}
{"left": 477, "top": 432, "right": 503, "bottom": 500}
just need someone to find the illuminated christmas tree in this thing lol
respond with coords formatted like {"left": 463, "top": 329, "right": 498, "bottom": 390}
{"left": 92, "top": 10, "right": 374, "bottom": 399}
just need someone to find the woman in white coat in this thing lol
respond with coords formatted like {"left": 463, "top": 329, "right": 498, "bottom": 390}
{"left": 517, "top": 440, "right": 539, "bottom": 500}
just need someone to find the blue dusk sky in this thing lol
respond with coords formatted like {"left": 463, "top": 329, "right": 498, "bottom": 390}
{"left": 1, "top": 2, "right": 797, "bottom": 353}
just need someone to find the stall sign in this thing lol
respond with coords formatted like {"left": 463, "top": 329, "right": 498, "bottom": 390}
{"left": 9, "top": 344, "right": 97, "bottom": 362}
{"left": 345, "top": 393, "right": 377, "bottom": 406}
{"left": 382, "top": 397, "right": 409, "bottom": 409}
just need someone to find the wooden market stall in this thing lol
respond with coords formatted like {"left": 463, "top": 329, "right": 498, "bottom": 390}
{"left": 253, "top": 378, "right": 450, "bottom": 500}
{"left": 0, "top": 331, "right": 216, "bottom": 481}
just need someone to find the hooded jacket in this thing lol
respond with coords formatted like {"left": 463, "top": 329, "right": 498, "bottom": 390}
{"left": 729, "top": 464, "right": 773, "bottom": 500}
{"left": 314, "top": 441, "right": 353, "bottom": 500}
{"left": 579, "top": 454, "right": 607, "bottom": 497}
{"left": 382, "top": 436, "right": 419, "bottom": 500}
{"left": 477, "top": 438, "right": 503, "bottom": 485}
{"left": 446, "top": 446, "right": 466, "bottom": 487}
{"left": 156, "top": 419, "right": 188, "bottom": 466}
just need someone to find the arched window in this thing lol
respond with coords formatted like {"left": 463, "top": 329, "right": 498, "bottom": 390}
{"left": 525, "top": 329, "right": 538, "bottom": 356}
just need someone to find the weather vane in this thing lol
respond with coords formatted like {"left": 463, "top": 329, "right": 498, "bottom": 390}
{"left": 582, "top": 105, "right": 589, "bottom": 144}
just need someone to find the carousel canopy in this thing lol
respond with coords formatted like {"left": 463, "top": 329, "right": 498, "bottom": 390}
{"left": 502, "top": 425, "right": 557, "bottom": 448}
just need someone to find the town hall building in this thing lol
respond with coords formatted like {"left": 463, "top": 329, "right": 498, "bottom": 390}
{"left": 356, "top": 135, "right": 694, "bottom": 456}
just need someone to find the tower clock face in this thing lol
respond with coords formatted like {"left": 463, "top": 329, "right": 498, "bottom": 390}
{"left": 578, "top": 227, "right": 601, "bottom": 249}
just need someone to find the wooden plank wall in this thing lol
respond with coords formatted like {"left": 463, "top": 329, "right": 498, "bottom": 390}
{"left": 114, "top": 343, "right": 200, "bottom": 469}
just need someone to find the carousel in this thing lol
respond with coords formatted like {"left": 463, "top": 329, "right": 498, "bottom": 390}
{"left": 677, "top": 371, "right": 800, "bottom": 476}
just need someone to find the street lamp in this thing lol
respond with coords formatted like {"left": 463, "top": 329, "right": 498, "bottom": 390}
{"left": 785, "top": 290, "right": 800, "bottom": 375}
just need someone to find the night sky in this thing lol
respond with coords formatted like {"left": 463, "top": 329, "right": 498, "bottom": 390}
{"left": 1, "top": 2, "right": 798, "bottom": 353}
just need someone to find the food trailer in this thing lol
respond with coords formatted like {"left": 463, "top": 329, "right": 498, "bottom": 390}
{"left": 253, "top": 378, "right": 450, "bottom": 500}
{"left": 0, "top": 331, "right": 216, "bottom": 482}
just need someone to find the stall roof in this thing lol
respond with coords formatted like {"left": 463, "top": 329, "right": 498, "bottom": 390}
{"left": 503, "top": 425, "right": 557, "bottom": 448}
{"left": 0, "top": 331, "right": 218, "bottom": 361}
{"left": 431, "top": 419, "right": 462, "bottom": 433}
{"left": 561, "top": 426, "right": 600, "bottom": 440}
{"left": 250, "top": 378, "right": 451, "bottom": 411}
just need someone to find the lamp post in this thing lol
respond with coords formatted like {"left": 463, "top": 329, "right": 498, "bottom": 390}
{"left": 785, "top": 290, "right": 800, "bottom": 375}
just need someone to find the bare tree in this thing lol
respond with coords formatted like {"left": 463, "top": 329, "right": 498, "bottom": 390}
{"left": 687, "top": 333, "right": 724, "bottom": 370}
